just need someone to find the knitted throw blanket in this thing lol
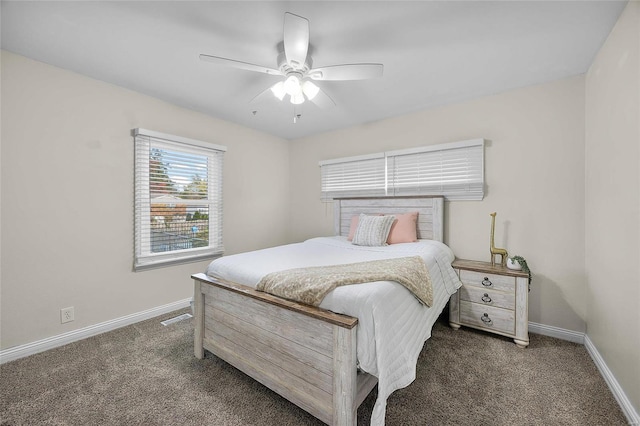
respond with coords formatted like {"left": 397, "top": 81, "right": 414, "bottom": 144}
{"left": 256, "top": 256, "right": 433, "bottom": 307}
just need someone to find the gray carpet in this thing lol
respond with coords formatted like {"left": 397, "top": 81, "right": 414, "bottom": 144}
{"left": 0, "top": 309, "right": 627, "bottom": 425}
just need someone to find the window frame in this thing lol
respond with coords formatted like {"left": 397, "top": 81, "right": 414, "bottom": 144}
{"left": 133, "top": 128, "right": 226, "bottom": 271}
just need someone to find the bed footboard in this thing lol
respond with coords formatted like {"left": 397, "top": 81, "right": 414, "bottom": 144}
{"left": 193, "top": 273, "right": 375, "bottom": 425}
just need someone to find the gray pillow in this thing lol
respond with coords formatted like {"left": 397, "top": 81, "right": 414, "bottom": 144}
{"left": 352, "top": 214, "right": 396, "bottom": 246}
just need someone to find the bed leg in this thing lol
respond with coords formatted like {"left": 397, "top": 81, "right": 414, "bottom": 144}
{"left": 194, "top": 280, "right": 204, "bottom": 359}
{"left": 333, "top": 325, "right": 357, "bottom": 426}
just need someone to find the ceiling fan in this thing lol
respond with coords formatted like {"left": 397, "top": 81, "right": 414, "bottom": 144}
{"left": 199, "top": 12, "right": 383, "bottom": 109}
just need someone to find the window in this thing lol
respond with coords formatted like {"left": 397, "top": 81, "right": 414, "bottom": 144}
{"left": 320, "top": 153, "right": 387, "bottom": 200}
{"left": 133, "top": 128, "right": 226, "bottom": 271}
{"left": 320, "top": 139, "right": 484, "bottom": 201}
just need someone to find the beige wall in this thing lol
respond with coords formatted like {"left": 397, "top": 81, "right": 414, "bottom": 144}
{"left": 290, "top": 76, "right": 587, "bottom": 333}
{"left": 585, "top": 1, "right": 640, "bottom": 415}
{"left": 0, "top": 51, "right": 291, "bottom": 349}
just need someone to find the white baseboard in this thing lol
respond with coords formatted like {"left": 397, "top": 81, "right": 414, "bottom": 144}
{"left": 530, "top": 321, "right": 638, "bottom": 425}
{"left": 0, "top": 298, "right": 191, "bottom": 364}
{"left": 528, "top": 321, "right": 585, "bottom": 344}
{"left": 584, "top": 335, "right": 640, "bottom": 426}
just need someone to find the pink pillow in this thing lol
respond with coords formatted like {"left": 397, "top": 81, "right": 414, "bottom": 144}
{"left": 386, "top": 212, "right": 419, "bottom": 244}
{"left": 347, "top": 215, "right": 360, "bottom": 241}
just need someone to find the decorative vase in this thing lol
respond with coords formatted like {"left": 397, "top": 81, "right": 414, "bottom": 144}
{"left": 506, "top": 258, "right": 522, "bottom": 270}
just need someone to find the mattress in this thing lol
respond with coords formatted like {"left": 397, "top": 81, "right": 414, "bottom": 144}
{"left": 205, "top": 236, "right": 461, "bottom": 426}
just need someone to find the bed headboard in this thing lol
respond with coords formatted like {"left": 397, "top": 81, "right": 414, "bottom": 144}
{"left": 333, "top": 196, "right": 444, "bottom": 242}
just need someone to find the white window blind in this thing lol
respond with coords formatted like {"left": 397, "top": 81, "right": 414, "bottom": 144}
{"left": 134, "top": 128, "right": 226, "bottom": 271}
{"left": 320, "top": 153, "right": 387, "bottom": 200}
{"left": 319, "top": 139, "right": 484, "bottom": 201}
{"left": 387, "top": 140, "right": 484, "bottom": 200}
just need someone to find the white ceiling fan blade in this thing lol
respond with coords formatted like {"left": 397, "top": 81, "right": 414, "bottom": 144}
{"left": 308, "top": 64, "right": 383, "bottom": 81}
{"left": 199, "top": 54, "right": 283, "bottom": 76}
{"left": 308, "top": 86, "right": 336, "bottom": 109}
{"left": 283, "top": 13, "right": 309, "bottom": 70}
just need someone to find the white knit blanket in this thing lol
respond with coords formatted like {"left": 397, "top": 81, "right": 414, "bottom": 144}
{"left": 256, "top": 256, "right": 433, "bottom": 307}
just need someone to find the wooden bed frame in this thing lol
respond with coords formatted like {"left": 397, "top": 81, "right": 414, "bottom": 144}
{"left": 192, "top": 196, "right": 444, "bottom": 425}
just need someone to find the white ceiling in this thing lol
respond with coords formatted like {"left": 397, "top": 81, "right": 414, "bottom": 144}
{"left": 1, "top": 1, "right": 627, "bottom": 140}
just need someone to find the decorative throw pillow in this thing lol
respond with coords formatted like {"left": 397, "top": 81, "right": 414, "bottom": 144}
{"left": 352, "top": 214, "right": 396, "bottom": 246}
{"left": 386, "top": 211, "right": 419, "bottom": 244}
{"left": 347, "top": 214, "right": 382, "bottom": 241}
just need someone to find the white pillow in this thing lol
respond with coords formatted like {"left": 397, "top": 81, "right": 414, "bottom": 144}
{"left": 352, "top": 214, "right": 396, "bottom": 247}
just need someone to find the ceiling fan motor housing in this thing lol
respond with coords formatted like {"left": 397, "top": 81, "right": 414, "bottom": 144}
{"left": 277, "top": 52, "right": 312, "bottom": 76}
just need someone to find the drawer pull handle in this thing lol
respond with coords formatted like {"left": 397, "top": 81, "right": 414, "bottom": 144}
{"left": 481, "top": 293, "right": 492, "bottom": 303}
{"left": 481, "top": 313, "right": 493, "bottom": 325}
{"left": 482, "top": 277, "right": 493, "bottom": 287}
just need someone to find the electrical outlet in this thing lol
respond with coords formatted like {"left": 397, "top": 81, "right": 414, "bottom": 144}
{"left": 60, "top": 307, "right": 74, "bottom": 324}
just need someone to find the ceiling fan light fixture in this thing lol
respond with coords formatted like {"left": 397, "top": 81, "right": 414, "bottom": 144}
{"left": 284, "top": 75, "right": 301, "bottom": 96}
{"left": 270, "top": 81, "right": 286, "bottom": 100}
{"left": 290, "top": 92, "right": 305, "bottom": 105}
{"left": 302, "top": 81, "right": 319, "bottom": 100}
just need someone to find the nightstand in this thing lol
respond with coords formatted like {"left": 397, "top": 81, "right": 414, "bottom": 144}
{"left": 449, "top": 259, "right": 529, "bottom": 348}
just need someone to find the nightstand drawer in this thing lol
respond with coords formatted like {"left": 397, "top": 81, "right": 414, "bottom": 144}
{"left": 459, "top": 270, "right": 514, "bottom": 293}
{"left": 458, "top": 285, "right": 515, "bottom": 310}
{"left": 459, "top": 301, "right": 515, "bottom": 335}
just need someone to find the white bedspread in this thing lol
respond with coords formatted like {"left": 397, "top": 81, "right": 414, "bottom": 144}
{"left": 205, "top": 236, "right": 461, "bottom": 426}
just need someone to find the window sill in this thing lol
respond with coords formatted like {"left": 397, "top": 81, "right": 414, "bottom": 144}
{"left": 134, "top": 252, "right": 223, "bottom": 272}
